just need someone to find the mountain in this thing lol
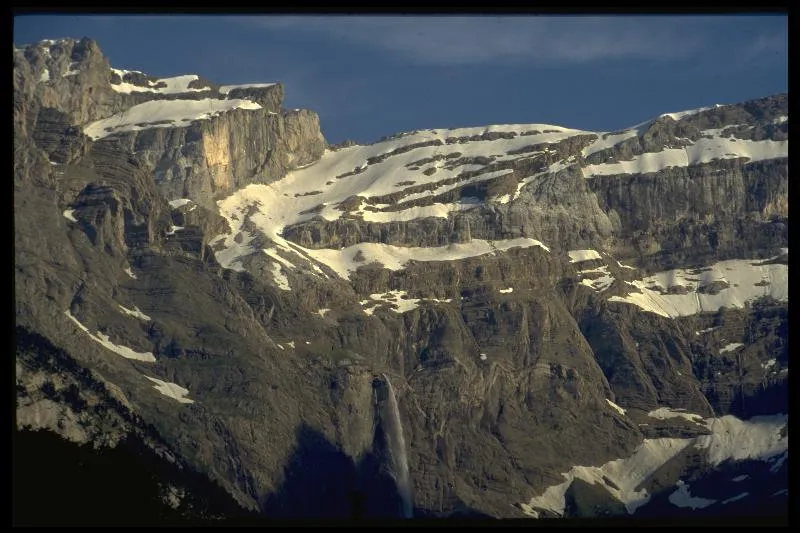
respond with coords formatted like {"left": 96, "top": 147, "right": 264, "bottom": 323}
{"left": 13, "top": 37, "right": 788, "bottom": 524}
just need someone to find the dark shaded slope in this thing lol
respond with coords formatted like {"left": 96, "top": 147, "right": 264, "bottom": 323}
{"left": 13, "top": 326, "right": 258, "bottom": 526}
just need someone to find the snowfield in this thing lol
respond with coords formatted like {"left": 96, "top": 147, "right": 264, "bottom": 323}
{"left": 304, "top": 238, "right": 549, "bottom": 280}
{"left": 212, "top": 122, "right": 587, "bottom": 280}
{"left": 209, "top": 104, "right": 786, "bottom": 290}
{"left": 520, "top": 412, "right": 788, "bottom": 518}
{"left": 583, "top": 135, "right": 787, "bottom": 178}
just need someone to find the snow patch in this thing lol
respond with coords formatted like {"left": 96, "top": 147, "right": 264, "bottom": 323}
{"left": 64, "top": 310, "right": 155, "bottom": 362}
{"left": 695, "top": 414, "right": 788, "bottom": 466}
{"left": 109, "top": 71, "right": 209, "bottom": 95}
{"left": 165, "top": 225, "right": 185, "bottom": 236}
{"left": 582, "top": 129, "right": 639, "bottom": 158}
{"left": 668, "top": 480, "right": 717, "bottom": 509}
{"left": 761, "top": 359, "right": 777, "bottom": 370}
{"left": 124, "top": 266, "right": 138, "bottom": 280}
{"left": 721, "top": 492, "right": 749, "bottom": 505}
{"left": 39, "top": 69, "right": 50, "bottom": 82}
{"left": 84, "top": 98, "right": 262, "bottom": 140}
{"left": 568, "top": 249, "right": 602, "bottom": 263}
{"left": 498, "top": 287, "right": 514, "bottom": 294}
{"left": 695, "top": 326, "right": 719, "bottom": 335}
{"left": 362, "top": 290, "right": 421, "bottom": 315}
{"left": 606, "top": 399, "right": 627, "bottom": 416}
{"left": 210, "top": 233, "right": 253, "bottom": 273}
{"left": 168, "top": 198, "right": 193, "bottom": 209}
{"left": 63, "top": 62, "right": 80, "bottom": 77}
{"left": 117, "top": 304, "right": 151, "bottom": 321}
{"left": 270, "top": 262, "right": 291, "bottom": 291}
{"left": 361, "top": 200, "right": 481, "bottom": 223}
{"left": 263, "top": 248, "right": 296, "bottom": 270}
{"left": 143, "top": 376, "right": 194, "bottom": 404}
{"left": 304, "top": 238, "right": 549, "bottom": 280}
{"left": 648, "top": 407, "right": 704, "bottom": 424}
{"left": 63, "top": 209, "right": 78, "bottom": 222}
{"left": 660, "top": 104, "right": 720, "bottom": 121}
{"left": 732, "top": 474, "right": 749, "bottom": 482}
{"left": 218, "top": 83, "right": 276, "bottom": 94}
{"left": 583, "top": 132, "right": 787, "bottom": 178}
{"left": 719, "top": 342, "right": 744, "bottom": 354}
{"left": 317, "top": 308, "right": 330, "bottom": 318}
{"left": 579, "top": 265, "right": 615, "bottom": 292}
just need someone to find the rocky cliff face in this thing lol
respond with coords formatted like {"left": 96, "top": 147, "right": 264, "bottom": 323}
{"left": 14, "top": 37, "right": 326, "bottom": 209}
{"left": 14, "top": 37, "right": 787, "bottom": 523}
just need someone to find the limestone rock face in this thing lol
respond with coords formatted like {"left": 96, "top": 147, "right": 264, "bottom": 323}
{"left": 14, "top": 37, "right": 787, "bottom": 522}
{"left": 14, "top": 38, "right": 326, "bottom": 210}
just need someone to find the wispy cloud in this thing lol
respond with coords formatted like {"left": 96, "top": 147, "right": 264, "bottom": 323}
{"left": 240, "top": 16, "right": 710, "bottom": 66}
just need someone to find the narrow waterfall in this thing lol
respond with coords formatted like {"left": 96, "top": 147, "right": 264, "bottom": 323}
{"left": 380, "top": 374, "right": 413, "bottom": 518}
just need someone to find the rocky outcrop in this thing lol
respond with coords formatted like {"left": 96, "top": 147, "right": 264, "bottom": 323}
{"left": 110, "top": 106, "right": 325, "bottom": 209}
{"left": 14, "top": 38, "right": 327, "bottom": 210}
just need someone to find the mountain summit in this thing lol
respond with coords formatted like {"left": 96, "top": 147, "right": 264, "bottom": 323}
{"left": 14, "top": 38, "right": 787, "bottom": 523}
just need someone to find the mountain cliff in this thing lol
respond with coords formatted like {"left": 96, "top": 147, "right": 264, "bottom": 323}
{"left": 14, "top": 37, "right": 787, "bottom": 523}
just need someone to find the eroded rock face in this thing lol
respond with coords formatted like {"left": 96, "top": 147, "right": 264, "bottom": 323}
{"left": 14, "top": 37, "right": 787, "bottom": 521}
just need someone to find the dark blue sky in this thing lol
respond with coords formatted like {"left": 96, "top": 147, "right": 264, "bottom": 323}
{"left": 14, "top": 14, "right": 787, "bottom": 145}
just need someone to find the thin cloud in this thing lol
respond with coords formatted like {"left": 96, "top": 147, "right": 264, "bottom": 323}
{"left": 738, "top": 31, "right": 788, "bottom": 65}
{"left": 679, "top": 24, "right": 788, "bottom": 79}
{"left": 242, "top": 16, "right": 708, "bottom": 66}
